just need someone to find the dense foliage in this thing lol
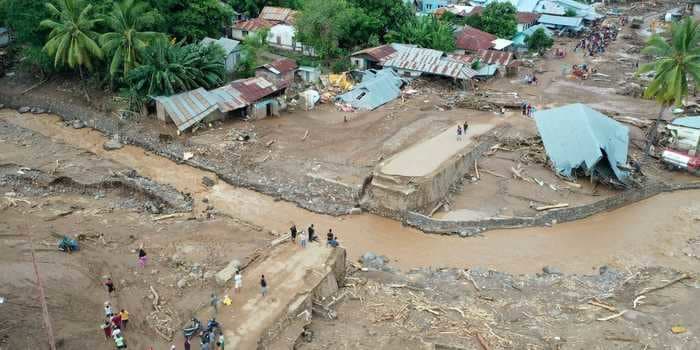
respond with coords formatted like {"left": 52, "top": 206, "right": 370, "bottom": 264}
{"left": 227, "top": 0, "right": 305, "bottom": 17}
{"left": 100, "top": 0, "right": 160, "bottom": 81}
{"left": 564, "top": 8, "right": 577, "bottom": 17}
{"left": 386, "top": 15, "right": 455, "bottom": 52}
{"left": 128, "top": 39, "right": 226, "bottom": 96}
{"left": 41, "top": 0, "right": 104, "bottom": 72}
{"left": 477, "top": 2, "right": 517, "bottom": 39}
{"left": 149, "top": 0, "right": 233, "bottom": 41}
{"left": 526, "top": 28, "right": 554, "bottom": 54}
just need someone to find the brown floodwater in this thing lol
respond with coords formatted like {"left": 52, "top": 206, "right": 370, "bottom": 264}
{"left": 4, "top": 111, "right": 699, "bottom": 274}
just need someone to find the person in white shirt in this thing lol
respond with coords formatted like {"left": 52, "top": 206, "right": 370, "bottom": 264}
{"left": 234, "top": 270, "right": 242, "bottom": 293}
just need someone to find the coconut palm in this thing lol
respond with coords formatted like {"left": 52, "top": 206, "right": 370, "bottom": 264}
{"left": 99, "top": 0, "right": 161, "bottom": 81}
{"left": 127, "top": 39, "right": 225, "bottom": 97}
{"left": 637, "top": 17, "right": 700, "bottom": 151}
{"left": 41, "top": 0, "right": 103, "bottom": 73}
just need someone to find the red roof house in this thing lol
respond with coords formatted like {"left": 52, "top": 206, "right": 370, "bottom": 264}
{"left": 454, "top": 25, "right": 496, "bottom": 53}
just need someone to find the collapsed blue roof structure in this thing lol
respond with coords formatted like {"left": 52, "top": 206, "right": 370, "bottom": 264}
{"left": 336, "top": 69, "right": 404, "bottom": 111}
{"left": 533, "top": 103, "right": 630, "bottom": 182}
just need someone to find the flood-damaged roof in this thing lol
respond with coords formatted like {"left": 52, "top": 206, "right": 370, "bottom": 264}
{"left": 232, "top": 18, "right": 276, "bottom": 31}
{"left": 351, "top": 44, "right": 398, "bottom": 62}
{"left": 381, "top": 46, "right": 478, "bottom": 80}
{"left": 671, "top": 116, "right": 700, "bottom": 129}
{"left": 229, "top": 76, "right": 285, "bottom": 103}
{"left": 200, "top": 37, "right": 240, "bottom": 54}
{"left": 257, "top": 58, "right": 298, "bottom": 75}
{"left": 154, "top": 88, "right": 221, "bottom": 132}
{"left": 336, "top": 69, "right": 404, "bottom": 111}
{"left": 533, "top": 103, "right": 630, "bottom": 181}
{"left": 455, "top": 25, "right": 497, "bottom": 51}
{"left": 258, "top": 6, "right": 297, "bottom": 23}
{"left": 474, "top": 49, "right": 515, "bottom": 66}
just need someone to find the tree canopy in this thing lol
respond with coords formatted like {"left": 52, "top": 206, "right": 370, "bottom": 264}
{"left": 41, "top": 0, "right": 104, "bottom": 72}
{"left": 0, "top": 0, "right": 51, "bottom": 45}
{"left": 148, "top": 0, "right": 234, "bottom": 41}
{"left": 385, "top": 15, "right": 455, "bottom": 52}
{"left": 476, "top": 2, "right": 517, "bottom": 39}
{"left": 526, "top": 28, "right": 553, "bottom": 54}
{"left": 349, "top": 0, "right": 414, "bottom": 39}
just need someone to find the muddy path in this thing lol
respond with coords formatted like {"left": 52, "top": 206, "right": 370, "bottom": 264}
{"left": 3, "top": 111, "right": 699, "bottom": 274}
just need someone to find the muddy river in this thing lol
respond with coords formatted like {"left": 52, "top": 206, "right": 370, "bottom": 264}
{"left": 3, "top": 111, "right": 699, "bottom": 274}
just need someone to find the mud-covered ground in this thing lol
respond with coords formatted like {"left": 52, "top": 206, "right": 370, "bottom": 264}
{"left": 0, "top": 121, "right": 270, "bottom": 349}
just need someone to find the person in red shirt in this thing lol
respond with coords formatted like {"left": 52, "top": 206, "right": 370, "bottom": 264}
{"left": 111, "top": 313, "right": 122, "bottom": 329}
{"left": 101, "top": 321, "right": 112, "bottom": 339}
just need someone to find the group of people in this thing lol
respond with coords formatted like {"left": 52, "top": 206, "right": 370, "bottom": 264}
{"left": 456, "top": 121, "right": 469, "bottom": 141}
{"left": 288, "top": 223, "right": 340, "bottom": 249}
{"left": 182, "top": 318, "right": 224, "bottom": 350}
{"left": 101, "top": 296, "right": 130, "bottom": 349}
{"left": 575, "top": 25, "right": 619, "bottom": 57}
{"left": 521, "top": 102, "right": 536, "bottom": 117}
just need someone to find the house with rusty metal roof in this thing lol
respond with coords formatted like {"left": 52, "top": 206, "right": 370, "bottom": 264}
{"left": 454, "top": 25, "right": 497, "bottom": 54}
{"left": 154, "top": 76, "right": 288, "bottom": 132}
{"left": 231, "top": 18, "right": 276, "bottom": 41}
{"left": 258, "top": 6, "right": 297, "bottom": 23}
{"left": 255, "top": 58, "right": 298, "bottom": 86}
{"left": 380, "top": 46, "right": 478, "bottom": 84}
{"left": 350, "top": 44, "right": 400, "bottom": 70}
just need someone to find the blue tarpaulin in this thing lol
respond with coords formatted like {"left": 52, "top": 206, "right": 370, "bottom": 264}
{"left": 533, "top": 103, "right": 630, "bottom": 181}
{"left": 336, "top": 69, "right": 404, "bottom": 111}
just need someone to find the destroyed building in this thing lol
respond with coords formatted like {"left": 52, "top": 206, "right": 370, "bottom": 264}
{"left": 335, "top": 69, "right": 405, "bottom": 111}
{"left": 533, "top": 103, "right": 630, "bottom": 184}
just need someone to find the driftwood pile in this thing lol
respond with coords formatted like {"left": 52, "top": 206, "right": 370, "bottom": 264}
{"left": 489, "top": 136, "right": 547, "bottom": 165}
{"left": 146, "top": 285, "right": 179, "bottom": 341}
{"left": 457, "top": 91, "right": 526, "bottom": 111}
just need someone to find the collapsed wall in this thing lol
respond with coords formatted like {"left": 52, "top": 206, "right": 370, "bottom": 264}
{"left": 363, "top": 124, "right": 501, "bottom": 217}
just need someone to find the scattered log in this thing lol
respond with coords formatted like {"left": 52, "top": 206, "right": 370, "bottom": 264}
{"left": 588, "top": 299, "right": 617, "bottom": 312}
{"left": 302, "top": 130, "right": 309, "bottom": 141}
{"left": 482, "top": 169, "right": 508, "bottom": 179}
{"left": 149, "top": 285, "right": 160, "bottom": 311}
{"left": 152, "top": 213, "right": 185, "bottom": 221}
{"left": 21, "top": 79, "right": 48, "bottom": 95}
{"left": 535, "top": 203, "right": 569, "bottom": 211}
{"left": 597, "top": 310, "right": 627, "bottom": 321}
{"left": 635, "top": 274, "right": 691, "bottom": 297}
{"left": 266, "top": 139, "right": 276, "bottom": 147}
{"left": 476, "top": 333, "right": 491, "bottom": 350}
{"left": 474, "top": 160, "right": 480, "bottom": 179}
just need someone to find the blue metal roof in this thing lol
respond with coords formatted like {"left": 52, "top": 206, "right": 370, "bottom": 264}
{"left": 336, "top": 69, "right": 404, "bottom": 111}
{"left": 533, "top": 103, "right": 630, "bottom": 181}
{"left": 672, "top": 116, "right": 700, "bottom": 129}
{"left": 538, "top": 14, "right": 583, "bottom": 27}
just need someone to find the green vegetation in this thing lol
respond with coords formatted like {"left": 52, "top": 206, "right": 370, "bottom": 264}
{"left": 41, "top": 0, "right": 103, "bottom": 73}
{"left": 151, "top": 0, "right": 233, "bottom": 41}
{"left": 236, "top": 29, "right": 269, "bottom": 78}
{"left": 228, "top": 0, "right": 305, "bottom": 17}
{"left": 526, "top": 28, "right": 554, "bottom": 54}
{"left": 385, "top": 15, "right": 455, "bottom": 52}
{"left": 127, "top": 39, "right": 226, "bottom": 96}
{"left": 637, "top": 17, "right": 700, "bottom": 150}
{"left": 443, "top": 2, "right": 517, "bottom": 39}
{"left": 564, "top": 8, "right": 577, "bottom": 17}
{"left": 100, "top": 0, "right": 161, "bottom": 81}
{"left": 477, "top": 2, "right": 517, "bottom": 39}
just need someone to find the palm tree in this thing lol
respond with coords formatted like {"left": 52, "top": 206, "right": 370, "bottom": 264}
{"left": 41, "top": 0, "right": 103, "bottom": 73}
{"left": 100, "top": 0, "right": 160, "bottom": 82}
{"left": 637, "top": 17, "right": 700, "bottom": 152}
{"left": 127, "top": 39, "right": 225, "bottom": 97}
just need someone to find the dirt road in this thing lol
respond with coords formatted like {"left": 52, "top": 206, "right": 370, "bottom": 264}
{"left": 3, "top": 111, "right": 699, "bottom": 276}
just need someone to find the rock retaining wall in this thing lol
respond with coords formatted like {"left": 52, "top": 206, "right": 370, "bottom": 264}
{"left": 406, "top": 181, "right": 700, "bottom": 236}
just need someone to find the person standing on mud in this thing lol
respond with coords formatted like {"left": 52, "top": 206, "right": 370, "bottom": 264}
{"left": 456, "top": 125, "right": 463, "bottom": 141}
{"left": 105, "top": 302, "right": 114, "bottom": 317}
{"left": 101, "top": 320, "right": 112, "bottom": 339}
{"left": 184, "top": 336, "right": 191, "bottom": 350}
{"left": 210, "top": 293, "right": 219, "bottom": 314}
{"left": 300, "top": 230, "right": 307, "bottom": 249}
{"left": 137, "top": 244, "right": 148, "bottom": 268}
{"left": 290, "top": 224, "right": 297, "bottom": 243}
{"left": 234, "top": 270, "right": 242, "bottom": 293}
{"left": 307, "top": 224, "right": 316, "bottom": 242}
{"left": 119, "top": 309, "right": 129, "bottom": 330}
{"left": 105, "top": 277, "right": 115, "bottom": 295}
{"left": 260, "top": 275, "right": 268, "bottom": 297}
{"left": 326, "top": 229, "right": 334, "bottom": 246}
{"left": 463, "top": 121, "right": 469, "bottom": 134}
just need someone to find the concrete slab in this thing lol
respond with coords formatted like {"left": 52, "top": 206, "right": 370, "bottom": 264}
{"left": 381, "top": 123, "right": 495, "bottom": 177}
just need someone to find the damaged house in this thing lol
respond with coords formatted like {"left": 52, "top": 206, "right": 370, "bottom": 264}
{"left": 380, "top": 46, "right": 478, "bottom": 88}
{"left": 335, "top": 68, "right": 405, "bottom": 111}
{"left": 154, "top": 76, "right": 287, "bottom": 132}
{"left": 533, "top": 103, "right": 630, "bottom": 185}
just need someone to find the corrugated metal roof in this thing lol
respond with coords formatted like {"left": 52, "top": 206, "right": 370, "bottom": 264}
{"left": 336, "top": 69, "right": 404, "bottom": 111}
{"left": 672, "top": 116, "right": 700, "bottom": 129}
{"left": 258, "top": 6, "right": 296, "bottom": 23}
{"left": 538, "top": 14, "right": 583, "bottom": 27}
{"left": 200, "top": 37, "right": 240, "bottom": 54}
{"left": 476, "top": 50, "right": 514, "bottom": 66}
{"left": 517, "top": 11, "right": 540, "bottom": 24}
{"left": 232, "top": 18, "right": 275, "bottom": 31}
{"left": 534, "top": 103, "right": 629, "bottom": 181}
{"left": 351, "top": 44, "right": 397, "bottom": 62}
{"left": 155, "top": 88, "right": 220, "bottom": 131}
{"left": 455, "top": 25, "right": 497, "bottom": 51}
{"left": 210, "top": 85, "right": 248, "bottom": 112}
{"left": 267, "top": 58, "right": 297, "bottom": 74}
{"left": 381, "top": 47, "right": 477, "bottom": 80}
{"left": 230, "top": 77, "right": 284, "bottom": 103}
